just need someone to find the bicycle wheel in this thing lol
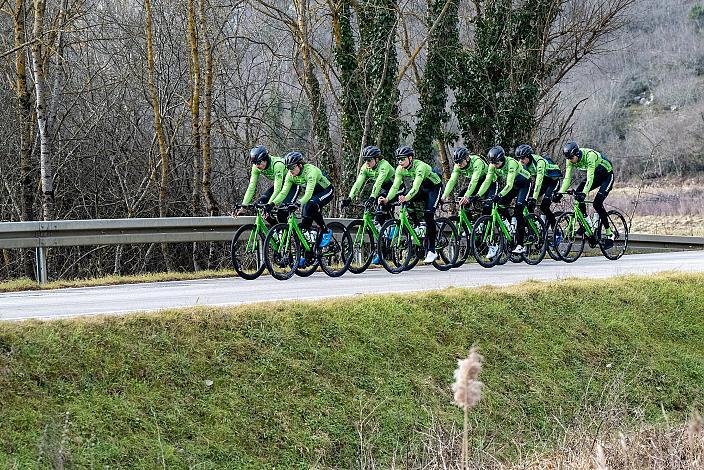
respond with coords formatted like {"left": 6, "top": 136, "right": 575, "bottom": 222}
{"left": 521, "top": 215, "right": 547, "bottom": 265}
{"left": 471, "top": 215, "right": 505, "bottom": 268}
{"left": 433, "top": 217, "right": 459, "bottom": 271}
{"left": 231, "top": 224, "right": 266, "bottom": 280}
{"left": 597, "top": 210, "right": 629, "bottom": 260}
{"left": 452, "top": 218, "right": 472, "bottom": 268}
{"left": 264, "top": 223, "right": 300, "bottom": 280}
{"left": 378, "top": 220, "right": 412, "bottom": 274}
{"left": 348, "top": 220, "right": 375, "bottom": 274}
{"left": 554, "top": 212, "right": 585, "bottom": 263}
{"left": 318, "top": 222, "right": 353, "bottom": 277}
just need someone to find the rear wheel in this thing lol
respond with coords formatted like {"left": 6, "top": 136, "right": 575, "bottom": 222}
{"left": 264, "top": 224, "right": 300, "bottom": 281}
{"left": 378, "top": 220, "right": 412, "bottom": 274}
{"left": 231, "top": 224, "right": 266, "bottom": 280}
{"left": 471, "top": 215, "right": 505, "bottom": 268}
{"left": 318, "top": 222, "right": 353, "bottom": 277}
{"left": 597, "top": 210, "right": 629, "bottom": 260}
{"left": 433, "top": 217, "right": 459, "bottom": 271}
{"left": 554, "top": 212, "right": 585, "bottom": 263}
{"left": 521, "top": 215, "right": 547, "bottom": 265}
{"left": 347, "top": 220, "right": 375, "bottom": 274}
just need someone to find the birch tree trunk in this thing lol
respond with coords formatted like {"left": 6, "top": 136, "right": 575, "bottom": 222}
{"left": 188, "top": 0, "right": 203, "bottom": 271}
{"left": 29, "top": 0, "right": 55, "bottom": 221}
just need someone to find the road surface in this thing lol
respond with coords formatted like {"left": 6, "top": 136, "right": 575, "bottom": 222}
{"left": 1, "top": 251, "right": 703, "bottom": 321}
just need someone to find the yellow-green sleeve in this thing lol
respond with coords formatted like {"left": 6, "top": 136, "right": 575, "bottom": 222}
{"left": 348, "top": 167, "right": 368, "bottom": 200}
{"left": 386, "top": 167, "right": 404, "bottom": 201}
{"left": 559, "top": 161, "right": 574, "bottom": 193}
{"left": 241, "top": 166, "right": 260, "bottom": 205}
{"left": 442, "top": 166, "right": 461, "bottom": 199}
{"left": 273, "top": 172, "right": 294, "bottom": 205}
{"left": 476, "top": 165, "right": 496, "bottom": 197}
{"left": 532, "top": 160, "right": 546, "bottom": 200}
{"left": 464, "top": 159, "right": 484, "bottom": 197}
{"left": 370, "top": 163, "right": 391, "bottom": 198}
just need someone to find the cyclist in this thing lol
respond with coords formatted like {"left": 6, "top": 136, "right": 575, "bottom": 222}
{"left": 441, "top": 147, "right": 488, "bottom": 206}
{"left": 552, "top": 141, "right": 614, "bottom": 238}
{"left": 515, "top": 144, "right": 562, "bottom": 230}
{"left": 341, "top": 145, "right": 396, "bottom": 227}
{"left": 271, "top": 151, "right": 335, "bottom": 247}
{"left": 378, "top": 146, "right": 443, "bottom": 264}
{"left": 236, "top": 145, "right": 297, "bottom": 222}
{"left": 475, "top": 145, "right": 532, "bottom": 255}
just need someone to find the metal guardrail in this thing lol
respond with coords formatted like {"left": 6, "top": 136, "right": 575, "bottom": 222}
{"left": 1, "top": 216, "right": 703, "bottom": 283}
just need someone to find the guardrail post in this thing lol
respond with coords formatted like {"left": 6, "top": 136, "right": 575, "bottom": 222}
{"left": 35, "top": 246, "right": 48, "bottom": 284}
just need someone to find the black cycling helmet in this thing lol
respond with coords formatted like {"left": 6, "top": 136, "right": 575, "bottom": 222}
{"left": 362, "top": 145, "right": 382, "bottom": 161}
{"left": 487, "top": 146, "right": 506, "bottom": 165}
{"left": 249, "top": 145, "right": 269, "bottom": 165}
{"left": 284, "top": 151, "right": 304, "bottom": 168}
{"left": 562, "top": 141, "right": 580, "bottom": 160}
{"left": 395, "top": 145, "right": 414, "bottom": 162}
{"left": 452, "top": 147, "right": 470, "bottom": 164}
{"left": 515, "top": 144, "right": 533, "bottom": 159}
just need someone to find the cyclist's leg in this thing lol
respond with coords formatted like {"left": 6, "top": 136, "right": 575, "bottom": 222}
{"left": 513, "top": 183, "right": 530, "bottom": 246}
{"left": 482, "top": 182, "right": 498, "bottom": 215}
{"left": 575, "top": 179, "right": 588, "bottom": 216}
{"left": 539, "top": 178, "right": 558, "bottom": 229}
{"left": 301, "top": 184, "right": 335, "bottom": 231}
{"left": 590, "top": 169, "right": 614, "bottom": 229}
{"left": 257, "top": 187, "right": 274, "bottom": 205}
{"left": 496, "top": 187, "right": 517, "bottom": 222}
{"left": 424, "top": 184, "right": 441, "bottom": 252}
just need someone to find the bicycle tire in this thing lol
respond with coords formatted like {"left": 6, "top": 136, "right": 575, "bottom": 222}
{"left": 521, "top": 215, "right": 547, "bottom": 265}
{"left": 471, "top": 215, "right": 505, "bottom": 268}
{"left": 347, "top": 220, "right": 375, "bottom": 274}
{"left": 554, "top": 212, "right": 585, "bottom": 263}
{"left": 378, "top": 220, "right": 412, "bottom": 274}
{"left": 318, "top": 222, "right": 353, "bottom": 277}
{"left": 597, "top": 210, "right": 629, "bottom": 260}
{"left": 263, "top": 223, "right": 300, "bottom": 280}
{"left": 452, "top": 218, "right": 472, "bottom": 268}
{"left": 433, "top": 217, "right": 459, "bottom": 271}
{"left": 231, "top": 224, "right": 266, "bottom": 280}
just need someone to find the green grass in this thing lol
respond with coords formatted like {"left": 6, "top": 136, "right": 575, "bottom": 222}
{"left": 1, "top": 273, "right": 703, "bottom": 468}
{"left": 0, "top": 269, "right": 236, "bottom": 293}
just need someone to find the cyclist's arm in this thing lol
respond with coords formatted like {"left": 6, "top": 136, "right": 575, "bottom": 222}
{"left": 386, "top": 168, "right": 404, "bottom": 201}
{"left": 241, "top": 166, "right": 260, "bottom": 205}
{"left": 268, "top": 162, "right": 286, "bottom": 204}
{"left": 476, "top": 165, "right": 496, "bottom": 197}
{"left": 499, "top": 163, "right": 516, "bottom": 197}
{"left": 464, "top": 159, "right": 484, "bottom": 197}
{"left": 582, "top": 152, "right": 597, "bottom": 195}
{"left": 348, "top": 167, "right": 368, "bottom": 200}
{"left": 442, "top": 166, "right": 460, "bottom": 199}
{"left": 532, "top": 160, "right": 546, "bottom": 200}
{"left": 298, "top": 168, "right": 319, "bottom": 205}
{"left": 273, "top": 173, "right": 293, "bottom": 205}
{"left": 558, "top": 161, "right": 574, "bottom": 193}
{"left": 370, "top": 163, "right": 390, "bottom": 198}
{"left": 405, "top": 165, "right": 430, "bottom": 201}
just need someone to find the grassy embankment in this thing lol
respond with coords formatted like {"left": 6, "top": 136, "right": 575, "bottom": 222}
{"left": 1, "top": 273, "right": 703, "bottom": 468}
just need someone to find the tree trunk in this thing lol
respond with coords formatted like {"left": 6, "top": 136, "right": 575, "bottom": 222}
{"left": 199, "top": 0, "right": 219, "bottom": 218}
{"left": 188, "top": 0, "right": 203, "bottom": 271}
{"left": 144, "top": 0, "right": 174, "bottom": 271}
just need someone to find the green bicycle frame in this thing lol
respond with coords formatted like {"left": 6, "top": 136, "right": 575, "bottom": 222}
{"left": 281, "top": 210, "right": 312, "bottom": 253}
{"left": 353, "top": 209, "right": 380, "bottom": 246}
{"left": 481, "top": 203, "right": 512, "bottom": 244}
{"left": 566, "top": 197, "right": 594, "bottom": 238}
{"left": 245, "top": 207, "right": 270, "bottom": 252}
{"left": 457, "top": 206, "right": 472, "bottom": 233}
{"left": 393, "top": 205, "right": 422, "bottom": 248}
{"left": 522, "top": 206, "right": 541, "bottom": 238}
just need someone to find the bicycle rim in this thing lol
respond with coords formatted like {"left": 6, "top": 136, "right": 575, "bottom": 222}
{"left": 554, "top": 212, "right": 584, "bottom": 263}
{"left": 378, "top": 220, "right": 411, "bottom": 274}
{"left": 264, "top": 224, "right": 300, "bottom": 280}
{"left": 231, "top": 224, "right": 266, "bottom": 280}
{"left": 348, "top": 220, "right": 375, "bottom": 274}
{"left": 598, "top": 210, "right": 629, "bottom": 260}
{"left": 521, "top": 216, "right": 547, "bottom": 265}
{"left": 471, "top": 215, "right": 504, "bottom": 268}
{"left": 318, "top": 222, "right": 353, "bottom": 277}
{"left": 434, "top": 217, "right": 459, "bottom": 271}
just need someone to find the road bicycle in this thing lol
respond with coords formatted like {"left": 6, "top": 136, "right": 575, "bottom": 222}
{"left": 231, "top": 203, "right": 271, "bottom": 280}
{"left": 376, "top": 202, "right": 458, "bottom": 274}
{"left": 552, "top": 190, "right": 629, "bottom": 262}
{"left": 471, "top": 202, "right": 547, "bottom": 268}
{"left": 345, "top": 199, "right": 384, "bottom": 274}
{"left": 445, "top": 198, "right": 483, "bottom": 268}
{"left": 263, "top": 203, "right": 353, "bottom": 280}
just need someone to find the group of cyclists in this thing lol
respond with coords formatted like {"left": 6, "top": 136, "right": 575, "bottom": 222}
{"left": 234, "top": 139, "right": 617, "bottom": 270}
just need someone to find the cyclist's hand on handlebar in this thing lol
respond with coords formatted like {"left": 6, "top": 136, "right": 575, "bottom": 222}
{"left": 526, "top": 197, "right": 536, "bottom": 212}
{"left": 234, "top": 207, "right": 247, "bottom": 217}
{"left": 341, "top": 197, "right": 352, "bottom": 209}
{"left": 575, "top": 192, "right": 586, "bottom": 202}
{"left": 458, "top": 196, "right": 469, "bottom": 206}
{"left": 263, "top": 203, "right": 275, "bottom": 213}
{"left": 492, "top": 193, "right": 502, "bottom": 204}
{"left": 551, "top": 192, "right": 563, "bottom": 203}
{"left": 398, "top": 195, "right": 407, "bottom": 204}
{"left": 378, "top": 196, "right": 388, "bottom": 205}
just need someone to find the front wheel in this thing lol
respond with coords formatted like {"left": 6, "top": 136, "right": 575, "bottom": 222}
{"left": 231, "top": 223, "right": 266, "bottom": 280}
{"left": 347, "top": 220, "right": 375, "bottom": 274}
{"left": 377, "top": 220, "right": 412, "bottom": 274}
{"left": 522, "top": 215, "right": 547, "bottom": 265}
{"left": 554, "top": 212, "right": 585, "bottom": 263}
{"left": 264, "top": 223, "right": 300, "bottom": 281}
{"left": 597, "top": 210, "right": 629, "bottom": 260}
{"left": 471, "top": 215, "right": 505, "bottom": 268}
{"left": 318, "top": 222, "right": 353, "bottom": 277}
{"left": 452, "top": 218, "right": 472, "bottom": 268}
{"left": 434, "top": 217, "right": 459, "bottom": 271}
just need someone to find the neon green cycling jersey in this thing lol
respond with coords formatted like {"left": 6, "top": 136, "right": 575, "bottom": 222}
{"left": 442, "top": 155, "right": 488, "bottom": 199}
{"left": 476, "top": 158, "right": 531, "bottom": 197}
{"left": 241, "top": 156, "right": 286, "bottom": 205}
{"left": 348, "top": 159, "right": 395, "bottom": 199}
{"left": 387, "top": 159, "right": 441, "bottom": 202}
{"left": 559, "top": 148, "right": 613, "bottom": 195}
{"left": 273, "top": 163, "right": 331, "bottom": 205}
{"left": 525, "top": 154, "right": 561, "bottom": 200}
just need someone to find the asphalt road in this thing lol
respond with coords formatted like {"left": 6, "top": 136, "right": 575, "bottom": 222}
{"left": 1, "top": 251, "right": 703, "bottom": 321}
